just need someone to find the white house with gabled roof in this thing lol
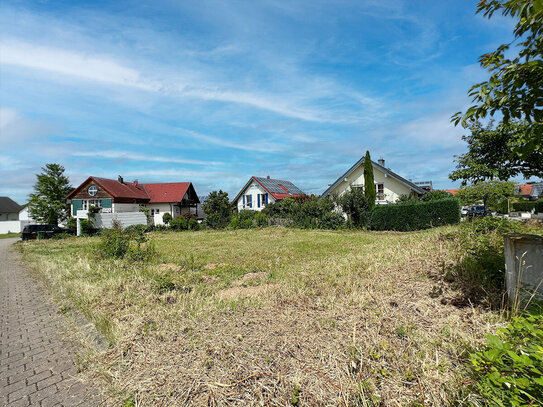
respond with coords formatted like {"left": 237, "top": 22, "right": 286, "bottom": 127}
{"left": 232, "top": 176, "right": 306, "bottom": 212}
{"left": 321, "top": 157, "right": 427, "bottom": 203}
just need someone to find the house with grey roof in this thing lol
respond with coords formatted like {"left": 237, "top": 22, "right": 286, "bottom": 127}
{"left": 0, "top": 197, "right": 22, "bottom": 221}
{"left": 321, "top": 157, "right": 427, "bottom": 204}
{"left": 233, "top": 176, "right": 306, "bottom": 212}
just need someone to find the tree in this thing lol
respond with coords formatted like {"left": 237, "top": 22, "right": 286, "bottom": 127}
{"left": 202, "top": 190, "right": 232, "bottom": 229}
{"left": 336, "top": 187, "right": 370, "bottom": 228}
{"left": 452, "top": 0, "right": 542, "bottom": 156}
{"left": 28, "top": 163, "right": 72, "bottom": 225}
{"left": 456, "top": 180, "right": 515, "bottom": 211}
{"left": 420, "top": 190, "right": 454, "bottom": 201}
{"left": 162, "top": 212, "right": 172, "bottom": 225}
{"left": 364, "top": 151, "right": 376, "bottom": 210}
{"left": 450, "top": 121, "right": 543, "bottom": 184}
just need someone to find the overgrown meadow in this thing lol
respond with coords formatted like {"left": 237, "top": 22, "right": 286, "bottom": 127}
{"left": 16, "top": 225, "right": 537, "bottom": 406}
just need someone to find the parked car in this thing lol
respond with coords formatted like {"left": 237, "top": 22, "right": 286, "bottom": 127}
{"left": 21, "top": 224, "right": 63, "bottom": 240}
{"left": 461, "top": 206, "right": 469, "bottom": 216}
{"left": 468, "top": 205, "right": 492, "bottom": 219}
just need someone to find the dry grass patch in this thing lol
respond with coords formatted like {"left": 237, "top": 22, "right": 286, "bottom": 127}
{"left": 18, "top": 227, "right": 502, "bottom": 406}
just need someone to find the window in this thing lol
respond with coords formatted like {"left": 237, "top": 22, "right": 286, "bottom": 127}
{"left": 150, "top": 209, "right": 155, "bottom": 216}
{"left": 156, "top": 209, "right": 159, "bottom": 214}
{"left": 246, "top": 195, "right": 252, "bottom": 208}
{"left": 376, "top": 183, "right": 384, "bottom": 200}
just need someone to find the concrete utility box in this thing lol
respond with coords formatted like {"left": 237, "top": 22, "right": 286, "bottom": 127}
{"left": 504, "top": 234, "right": 543, "bottom": 306}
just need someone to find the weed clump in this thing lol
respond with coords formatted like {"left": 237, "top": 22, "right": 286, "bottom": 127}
{"left": 98, "top": 220, "right": 155, "bottom": 261}
{"left": 460, "top": 313, "right": 543, "bottom": 406}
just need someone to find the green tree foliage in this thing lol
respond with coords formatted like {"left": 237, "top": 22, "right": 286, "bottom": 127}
{"left": 263, "top": 196, "right": 345, "bottom": 229}
{"left": 420, "top": 190, "right": 454, "bottom": 201}
{"left": 202, "top": 190, "right": 232, "bottom": 229}
{"left": 450, "top": 121, "right": 543, "bottom": 184}
{"left": 364, "top": 151, "right": 376, "bottom": 209}
{"left": 28, "top": 163, "right": 72, "bottom": 225}
{"left": 456, "top": 180, "right": 516, "bottom": 210}
{"left": 162, "top": 212, "right": 172, "bottom": 225}
{"left": 466, "top": 313, "right": 543, "bottom": 406}
{"left": 453, "top": 0, "right": 543, "bottom": 156}
{"left": 335, "top": 187, "right": 370, "bottom": 228}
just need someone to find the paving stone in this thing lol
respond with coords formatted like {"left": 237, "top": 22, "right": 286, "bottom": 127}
{"left": 0, "top": 238, "right": 100, "bottom": 406}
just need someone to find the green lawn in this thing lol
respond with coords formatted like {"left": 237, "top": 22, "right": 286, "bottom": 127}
{"left": 0, "top": 232, "right": 19, "bottom": 239}
{"left": 19, "top": 227, "right": 501, "bottom": 406}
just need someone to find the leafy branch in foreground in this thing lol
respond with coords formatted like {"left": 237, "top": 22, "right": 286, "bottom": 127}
{"left": 452, "top": 0, "right": 543, "bottom": 156}
{"left": 450, "top": 121, "right": 543, "bottom": 184}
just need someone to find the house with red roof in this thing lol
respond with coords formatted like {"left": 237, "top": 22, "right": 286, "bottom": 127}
{"left": 66, "top": 176, "right": 200, "bottom": 223}
{"left": 232, "top": 176, "right": 306, "bottom": 212}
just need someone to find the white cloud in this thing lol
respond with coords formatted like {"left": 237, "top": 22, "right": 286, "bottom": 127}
{"left": 1, "top": 40, "right": 158, "bottom": 90}
{"left": 73, "top": 150, "right": 222, "bottom": 166}
{"left": 0, "top": 38, "right": 381, "bottom": 123}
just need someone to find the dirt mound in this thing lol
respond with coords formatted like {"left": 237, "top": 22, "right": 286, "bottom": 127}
{"left": 218, "top": 283, "right": 276, "bottom": 300}
{"left": 233, "top": 271, "right": 268, "bottom": 286}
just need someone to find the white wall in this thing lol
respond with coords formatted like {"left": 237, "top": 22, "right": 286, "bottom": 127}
{"left": 328, "top": 164, "right": 415, "bottom": 203}
{"left": 92, "top": 212, "right": 148, "bottom": 229}
{"left": 112, "top": 203, "right": 140, "bottom": 213}
{"left": 0, "top": 220, "right": 31, "bottom": 234}
{"left": 18, "top": 207, "right": 34, "bottom": 221}
{"left": 235, "top": 181, "right": 275, "bottom": 212}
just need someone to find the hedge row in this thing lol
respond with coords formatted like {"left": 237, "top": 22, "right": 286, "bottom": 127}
{"left": 371, "top": 198, "right": 461, "bottom": 231}
{"left": 512, "top": 200, "right": 543, "bottom": 213}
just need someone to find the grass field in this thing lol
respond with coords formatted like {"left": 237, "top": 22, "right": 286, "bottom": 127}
{"left": 0, "top": 232, "right": 19, "bottom": 239}
{"left": 18, "top": 227, "right": 503, "bottom": 406}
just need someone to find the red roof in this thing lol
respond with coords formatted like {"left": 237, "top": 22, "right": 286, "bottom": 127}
{"left": 445, "top": 189, "right": 459, "bottom": 195}
{"left": 142, "top": 183, "right": 191, "bottom": 203}
{"left": 517, "top": 184, "right": 533, "bottom": 196}
{"left": 67, "top": 177, "right": 196, "bottom": 203}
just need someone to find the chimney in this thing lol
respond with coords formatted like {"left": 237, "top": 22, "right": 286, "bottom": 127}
{"left": 377, "top": 158, "right": 385, "bottom": 167}
{"left": 267, "top": 175, "right": 270, "bottom": 179}
{"left": 118, "top": 175, "right": 124, "bottom": 184}
{"left": 134, "top": 180, "right": 138, "bottom": 186}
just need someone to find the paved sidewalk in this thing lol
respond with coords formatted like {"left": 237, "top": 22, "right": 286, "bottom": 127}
{"left": 0, "top": 238, "right": 99, "bottom": 407}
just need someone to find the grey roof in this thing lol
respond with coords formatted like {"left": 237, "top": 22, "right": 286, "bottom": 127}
{"left": 0, "top": 197, "right": 22, "bottom": 213}
{"left": 232, "top": 176, "right": 306, "bottom": 203}
{"left": 253, "top": 177, "right": 305, "bottom": 195}
{"left": 531, "top": 183, "right": 543, "bottom": 198}
{"left": 321, "top": 158, "right": 427, "bottom": 197}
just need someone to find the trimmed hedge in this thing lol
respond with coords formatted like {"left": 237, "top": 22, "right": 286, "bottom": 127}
{"left": 512, "top": 200, "right": 543, "bottom": 212}
{"left": 371, "top": 198, "right": 461, "bottom": 231}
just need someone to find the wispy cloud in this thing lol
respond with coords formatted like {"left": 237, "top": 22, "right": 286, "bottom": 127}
{"left": 73, "top": 150, "right": 222, "bottom": 166}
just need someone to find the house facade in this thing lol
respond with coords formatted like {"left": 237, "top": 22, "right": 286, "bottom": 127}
{"left": 66, "top": 176, "right": 200, "bottom": 224}
{"left": 321, "top": 157, "right": 427, "bottom": 203}
{"left": 516, "top": 182, "right": 543, "bottom": 200}
{"left": 232, "top": 176, "right": 306, "bottom": 212}
{"left": 0, "top": 197, "right": 21, "bottom": 221}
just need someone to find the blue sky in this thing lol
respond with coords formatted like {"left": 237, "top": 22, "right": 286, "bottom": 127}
{"left": 0, "top": 0, "right": 519, "bottom": 204}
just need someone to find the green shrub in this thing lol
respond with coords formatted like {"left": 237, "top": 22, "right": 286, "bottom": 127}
{"left": 188, "top": 218, "right": 199, "bottom": 231}
{"left": 123, "top": 224, "right": 147, "bottom": 235}
{"left": 371, "top": 198, "right": 460, "bottom": 231}
{"left": 202, "top": 190, "right": 232, "bottom": 229}
{"left": 263, "top": 196, "right": 345, "bottom": 230}
{"left": 80, "top": 219, "right": 97, "bottom": 236}
{"left": 162, "top": 212, "right": 172, "bottom": 225}
{"left": 255, "top": 212, "right": 268, "bottom": 227}
{"left": 420, "top": 190, "right": 453, "bottom": 201}
{"left": 512, "top": 200, "right": 543, "bottom": 212}
{"left": 335, "top": 187, "right": 370, "bottom": 228}
{"left": 465, "top": 313, "right": 543, "bottom": 406}
{"left": 99, "top": 220, "right": 155, "bottom": 261}
{"left": 454, "top": 217, "right": 522, "bottom": 292}
{"left": 170, "top": 217, "right": 188, "bottom": 231}
{"left": 230, "top": 210, "right": 256, "bottom": 229}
